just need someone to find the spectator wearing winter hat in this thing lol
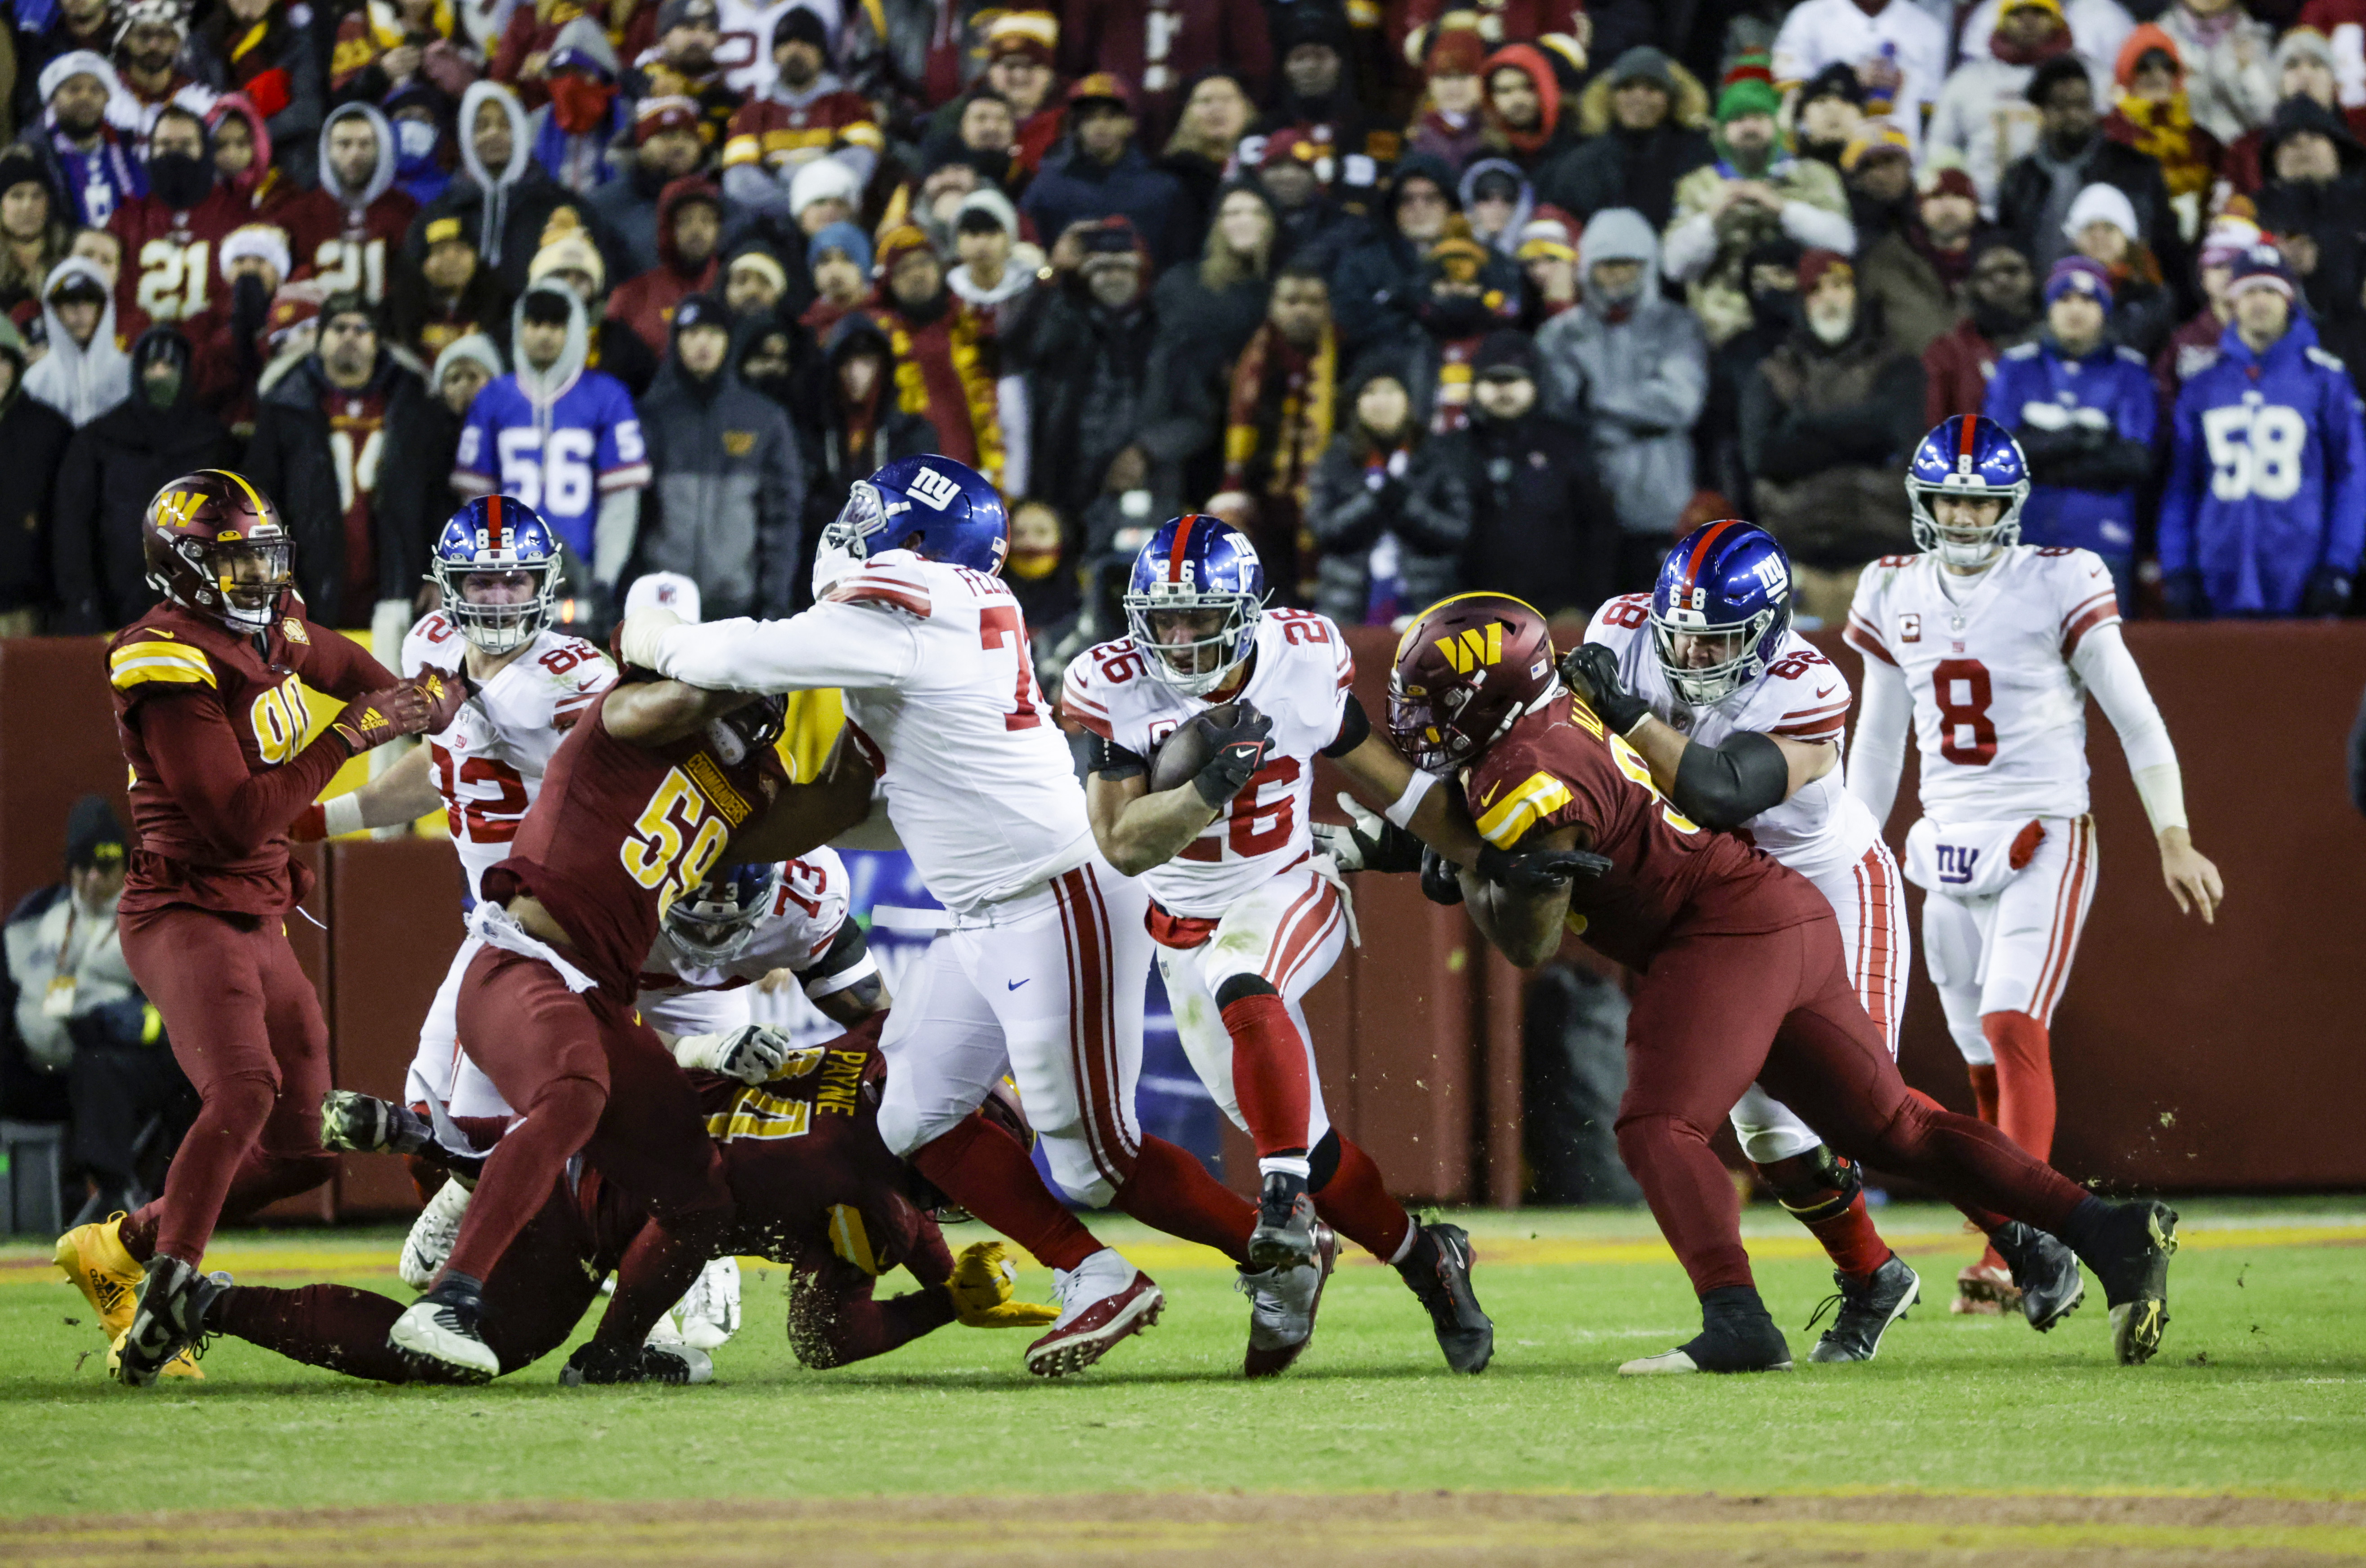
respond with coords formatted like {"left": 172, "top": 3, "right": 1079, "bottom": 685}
{"left": 386, "top": 211, "right": 511, "bottom": 363}
{"left": 2061, "top": 180, "right": 2175, "bottom": 356}
{"left": 899, "top": 143, "right": 990, "bottom": 258}
{"left": 1060, "top": 0, "right": 1269, "bottom": 148}
{"left": 624, "top": 0, "right": 739, "bottom": 153}
{"left": 1838, "top": 122, "right": 1917, "bottom": 248}
{"left": 489, "top": 0, "right": 657, "bottom": 111}
{"left": 1856, "top": 165, "right": 1991, "bottom": 358}
{"left": 1927, "top": 0, "right": 2086, "bottom": 210}
{"left": 2161, "top": 245, "right": 2366, "bottom": 618}
{"left": 1020, "top": 73, "right": 1191, "bottom": 270}
{"left": 587, "top": 96, "right": 710, "bottom": 281}
{"left": 30, "top": 52, "right": 145, "bottom": 228}
{"left": 112, "top": 2, "right": 215, "bottom": 128}
{"left": 802, "top": 312, "right": 940, "bottom": 556}
{"left": 407, "top": 80, "right": 600, "bottom": 296}
{"left": 1330, "top": 153, "right": 1465, "bottom": 357}
{"left": 720, "top": 9, "right": 883, "bottom": 221}
{"left": 608, "top": 175, "right": 721, "bottom": 354}
{"left": 524, "top": 214, "right": 658, "bottom": 394}
{"left": 1477, "top": 43, "right": 1580, "bottom": 180}
{"left": 1252, "top": 127, "right": 1359, "bottom": 277}
{"left": 866, "top": 223, "right": 1022, "bottom": 495}
{"left": 13, "top": 0, "right": 118, "bottom": 137}
{"left": 725, "top": 246, "right": 792, "bottom": 319}
{"left": 945, "top": 188, "right": 1041, "bottom": 324}
{"left": 0, "top": 317, "right": 75, "bottom": 632}
{"left": 1791, "top": 61, "right": 1867, "bottom": 172}
{"left": 327, "top": 0, "right": 479, "bottom": 114}
{"left": 1303, "top": 361, "right": 1470, "bottom": 625}
{"left": 1393, "top": 216, "right": 1522, "bottom": 434}
{"left": 799, "top": 219, "right": 872, "bottom": 338}
{"left": 102, "top": 106, "right": 244, "bottom": 330}
{"left": 1515, "top": 205, "right": 1579, "bottom": 328}
{"left": 1956, "top": 0, "right": 2135, "bottom": 84}
{"left": 2221, "top": 28, "right": 2366, "bottom": 197}
{"left": 961, "top": 13, "right": 1065, "bottom": 178}
{"left": 1984, "top": 255, "right": 2157, "bottom": 608}
{"left": 189, "top": 0, "right": 324, "bottom": 189}
{"left": 2152, "top": 0, "right": 2276, "bottom": 147}
{"left": 1997, "top": 54, "right": 2186, "bottom": 286}
{"left": 1256, "top": 1, "right": 1394, "bottom": 220}
{"left": 784, "top": 155, "right": 864, "bottom": 237}
{"left": 1407, "top": 27, "right": 1492, "bottom": 174}
{"left": 2102, "top": 26, "right": 2224, "bottom": 242}
{"left": 1769, "top": 0, "right": 1947, "bottom": 161}
{"left": 1456, "top": 326, "right": 1615, "bottom": 620}
{"left": 2253, "top": 95, "right": 2366, "bottom": 322}
{"left": 1542, "top": 45, "right": 1712, "bottom": 235}
{"left": 1663, "top": 56, "right": 1852, "bottom": 349}
{"left": 1923, "top": 236, "right": 2042, "bottom": 424}
{"left": 524, "top": 16, "right": 631, "bottom": 194}
{"left": 2156, "top": 213, "right": 2259, "bottom": 408}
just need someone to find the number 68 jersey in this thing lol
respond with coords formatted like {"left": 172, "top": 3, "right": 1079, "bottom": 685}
{"left": 401, "top": 612, "right": 616, "bottom": 898}
{"left": 1845, "top": 545, "right": 2120, "bottom": 824}
{"left": 1060, "top": 608, "right": 1353, "bottom": 918}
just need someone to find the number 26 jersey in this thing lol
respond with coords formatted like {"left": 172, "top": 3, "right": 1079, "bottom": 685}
{"left": 1845, "top": 546, "right": 2120, "bottom": 824}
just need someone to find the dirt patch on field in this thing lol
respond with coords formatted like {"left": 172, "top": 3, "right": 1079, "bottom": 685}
{"left": 6, "top": 1492, "right": 2363, "bottom": 1566}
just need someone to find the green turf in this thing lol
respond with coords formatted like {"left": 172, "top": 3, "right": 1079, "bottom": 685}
{"left": 4, "top": 1200, "right": 2364, "bottom": 1515}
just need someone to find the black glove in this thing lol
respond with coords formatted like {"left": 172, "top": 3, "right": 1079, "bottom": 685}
{"left": 2303, "top": 565, "right": 2354, "bottom": 617}
{"left": 2160, "top": 569, "right": 2208, "bottom": 620}
{"left": 1191, "top": 701, "right": 1274, "bottom": 808}
{"left": 1419, "top": 847, "right": 1465, "bottom": 906}
{"left": 1476, "top": 842, "right": 1616, "bottom": 892}
{"left": 1558, "top": 643, "right": 1653, "bottom": 735}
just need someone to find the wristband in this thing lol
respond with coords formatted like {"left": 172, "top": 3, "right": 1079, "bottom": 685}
{"left": 1383, "top": 767, "right": 1438, "bottom": 830}
{"left": 2131, "top": 762, "right": 2188, "bottom": 835}
{"left": 323, "top": 793, "right": 366, "bottom": 838}
{"left": 802, "top": 949, "right": 880, "bottom": 1001}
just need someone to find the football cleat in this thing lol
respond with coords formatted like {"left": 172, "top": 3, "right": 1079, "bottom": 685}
{"left": 1950, "top": 1255, "right": 2018, "bottom": 1315}
{"left": 1025, "top": 1249, "right": 1163, "bottom": 1377}
{"left": 389, "top": 1278, "right": 498, "bottom": 1381}
{"left": 1622, "top": 1287, "right": 1793, "bottom": 1376}
{"left": 675, "top": 1256, "right": 741, "bottom": 1350}
{"left": 1238, "top": 1223, "right": 1335, "bottom": 1379}
{"left": 2077, "top": 1200, "right": 2179, "bottom": 1366}
{"left": 399, "top": 1178, "right": 471, "bottom": 1291}
{"left": 1395, "top": 1222, "right": 1494, "bottom": 1373}
{"left": 1804, "top": 1255, "right": 1920, "bottom": 1363}
{"left": 1990, "top": 1221, "right": 2085, "bottom": 1332}
{"left": 56, "top": 1214, "right": 143, "bottom": 1344}
{"left": 115, "top": 1257, "right": 227, "bottom": 1386}
{"left": 560, "top": 1341, "right": 713, "bottom": 1386}
{"left": 1248, "top": 1170, "right": 1319, "bottom": 1270}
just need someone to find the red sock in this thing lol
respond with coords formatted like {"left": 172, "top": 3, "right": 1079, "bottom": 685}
{"left": 1112, "top": 1136, "right": 1255, "bottom": 1265}
{"left": 1312, "top": 1136, "right": 1414, "bottom": 1262}
{"left": 1982, "top": 1010, "right": 2055, "bottom": 1161}
{"left": 1220, "top": 992, "right": 1312, "bottom": 1158}
{"left": 913, "top": 1116, "right": 1099, "bottom": 1273}
{"left": 118, "top": 1204, "right": 157, "bottom": 1262}
{"left": 1805, "top": 1195, "right": 1892, "bottom": 1278}
{"left": 1967, "top": 1063, "right": 2000, "bottom": 1126}
{"left": 1749, "top": 1152, "right": 1891, "bottom": 1278}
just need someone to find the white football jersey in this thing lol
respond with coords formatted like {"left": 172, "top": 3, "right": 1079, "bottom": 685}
{"left": 1586, "top": 595, "right": 1879, "bottom": 884}
{"left": 1060, "top": 608, "right": 1353, "bottom": 919}
{"left": 1846, "top": 546, "right": 2121, "bottom": 823}
{"left": 637, "top": 847, "right": 852, "bottom": 996}
{"left": 401, "top": 614, "right": 617, "bottom": 898}
{"left": 644, "top": 550, "right": 1095, "bottom": 913}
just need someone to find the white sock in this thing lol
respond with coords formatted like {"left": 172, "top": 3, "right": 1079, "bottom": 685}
{"left": 1258, "top": 1155, "right": 1312, "bottom": 1182}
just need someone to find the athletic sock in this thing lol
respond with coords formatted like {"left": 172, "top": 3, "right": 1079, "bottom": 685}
{"left": 1310, "top": 1135, "right": 1415, "bottom": 1263}
{"left": 213, "top": 1283, "right": 437, "bottom": 1383}
{"left": 1112, "top": 1136, "right": 1255, "bottom": 1266}
{"left": 1220, "top": 992, "right": 1313, "bottom": 1158}
{"left": 117, "top": 1205, "right": 158, "bottom": 1263}
{"left": 1967, "top": 1063, "right": 2001, "bottom": 1126}
{"left": 911, "top": 1116, "right": 1099, "bottom": 1273}
{"left": 1801, "top": 1194, "right": 1891, "bottom": 1278}
{"left": 1982, "top": 1010, "right": 2055, "bottom": 1160}
{"left": 1750, "top": 1150, "right": 1891, "bottom": 1278}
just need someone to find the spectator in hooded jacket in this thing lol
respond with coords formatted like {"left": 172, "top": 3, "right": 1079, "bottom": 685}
{"left": 1536, "top": 206, "right": 1707, "bottom": 593}
{"left": 205, "top": 94, "right": 287, "bottom": 218}
{"left": 586, "top": 96, "right": 709, "bottom": 281}
{"left": 1985, "top": 256, "right": 2157, "bottom": 608}
{"left": 1925, "top": 235, "right": 2043, "bottom": 423}
{"left": 1542, "top": 46, "right": 1713, "bottom": 235}
{"left": 0, "top": 319, "right": 74, "bottom": 634}
{"left": 2223, "top": 27, "right": 2366, "bottom": 196}
{"left": 798, "top": 219, "right": 872, "bottom": 340}
{"left": 1020, "top": 74, "right": 1191, "bottom": 271}
{"left": 1407, "top": 27, "right": 1490, "bottom": 174}
{"left": 1478, "top": 44, "right": 1580, "bottom": 181}
{"left": 1457, "top": 327, "right": 1615, "bottom": 619}
{"left": 607, "top": 175, "right": 720, "bottom": 354}
{"left": 1257, "top": 2, "right": 1393, "bottom": 220}
{"left": 2161, "top": 245, "right": 2366, "bottom": 618}
{"left": 1458, "top": 159, "right": 1533, "bottom": 259}
{"left": 1304, "top": 363, "right": 1470, "bottom": 625}
{"left": 24, "top": 257, "right": 128, "bottom": 428}
{"left": 524, "top": 17, "right": 632, "bottom": 194}
{"left": 1328, "top": 153, "right": 1463, "bottom": 357}
{"left": 1250, "top": 128, "right": 1360, "bottom": 277}
{"left": 278, "top": 103, "right": 421, "bottom": 308}
{"left": 802, "top": 311, "right": 938, "bottom": 547}
{"left": 188, "top": 0, "right": 324, "bottom": 189}
{"left": 1998, "top": 55, "right": 2186, "bottom": 290}
{"left": 408, "top": 80, "right": 597, "bottom": 295}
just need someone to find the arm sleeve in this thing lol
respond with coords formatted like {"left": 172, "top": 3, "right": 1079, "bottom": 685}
{"left": 1089, "top": 731, "right": 1148, "bottom": 779}
{"left": 649, "top": 601, "right": 923, "bottom": 693}
{"left": 1668, "top": 729, "right": 1794, "bottom": 831}
{"left": 1844, "top": 653, "right": 1911, "bottom": 828}
{"left": 1321, "top": 692, "right": 1371, "bottom": 758}
{"left": 136, "top": 692, "right": 358, "bottom": 859}
{"left": 2071, "top": 621, "right": 2185, "bottom": 832}
{"left": 300, "top": 623, "right": 400, "bottom": 697}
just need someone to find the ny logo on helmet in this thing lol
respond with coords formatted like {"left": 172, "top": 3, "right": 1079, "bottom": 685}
{"left": 1748, "top": 555, "right": 1788, "bottom": 597}
{"left": 1434, "top": 621, "right": 1503, "bottom": 674}
{"left": 908, "top": 466, "right": 962, "bottom": 511}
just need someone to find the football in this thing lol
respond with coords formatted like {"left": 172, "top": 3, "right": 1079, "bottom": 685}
{"left": 1147, "top": 701, "right": 1240, "bottom": 794}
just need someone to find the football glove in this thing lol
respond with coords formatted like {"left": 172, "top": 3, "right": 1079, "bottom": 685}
{"left": 948, "top": 1240, "right": 1059, "bottom": 1327}
{"left": 673, "top": 1024, "right": 796, "bottom": 1084}
{"left": 1476, "top": 842, "right": 1615, "bottom": 892}
{"left": 614, "top": 608, "right": 683, "bottom": 674}
{"left": 1312, "top": 791, "right": 1425, "bottom": 874}
{"left": 1419, "top": 847, "right": 1465, "bottom": 906}
{"left": 1193, "top": 701, "right": 1274, "bottom": 807}
{"left": 1557, "top": 643, "right": 1653, "bottom": 736}
{"left": 412, "top": 665, "right": 471, "bottom": 733}
{"left": 330, "top": 685, "right": 435, "bottom": 752}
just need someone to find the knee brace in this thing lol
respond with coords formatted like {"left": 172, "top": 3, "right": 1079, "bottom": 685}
{"left": 1753, "top": 1144, "right": 1862, "bottom": 1225}
{"left": 1213, "top": 973, "right": 1279, "bottom": 1010}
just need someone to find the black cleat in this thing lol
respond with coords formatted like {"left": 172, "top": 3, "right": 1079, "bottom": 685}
{"left": 1248, "top": 1170, "right": 1318, "bottom": 1269}
{"left": 114, "top": 1256, "right": 227, "bottom": 1386}
{"left": 560, "top": 1340, "right": 714, "bottom": 1385}
{"left": 1395, "top": 1222, "right": 1493, "bottom": 1373}
{"left": 1990, "top": 1221, "right": 2085, "bottom": 1332}
{"left": 1623, "top": 1285, "right": 1793, "bottom": 1375}
{"left": 2077, "top": 1201, "right": 2179, "bottom": 1365}
{"left": 1804, "top": 1254, "right": 1921, "bottom": 1363}
{"left": 389, "top": 1276, "right": 499, "bottom": 1380}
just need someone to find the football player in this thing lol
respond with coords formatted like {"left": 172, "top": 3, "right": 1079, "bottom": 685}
{"left": 1560, "top": 520, "right": 2082, "bottom": 1359}
{"left": 1392, "top": 592, "right": 2182, "bottom": 1371}
{"left": 1846, "top": 415, "right": 2223, "bottom": 1312}
{"left": 56, "top": 470, "right": 464, "bottom": 1385}
{"left": 1060, "top": 516, "right": 1498, "bottom": 1376}
{"left": 192, "top": 1014, "right": 1055, "bottom": 1384}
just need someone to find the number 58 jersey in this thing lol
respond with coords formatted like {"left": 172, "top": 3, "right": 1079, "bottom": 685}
{"left": 401, "top": 612, "right": 616, "bottom": 898}
{"left": 1845, "top": 546, "right": 2120, "bottom": 824}
{"left": 1060, "top": 608, "right": 1353, "bottom": 918}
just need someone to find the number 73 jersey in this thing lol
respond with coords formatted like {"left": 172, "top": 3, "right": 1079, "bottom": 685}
{"left": 1845, "top": 545, "right": 2120, "bottom": 823}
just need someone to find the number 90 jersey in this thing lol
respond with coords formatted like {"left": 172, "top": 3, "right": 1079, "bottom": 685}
{"left": 402, "top": 613, "right": 617, "bottom": 899}
{"left": 1061, "top": 608, "right": 1352, "bottom": 918}
{"left": 1845, "top": 545, "right": 2120, "bottom": 824}
{"left": 1585, "top": 595, "right": 1877, "bottom": 884}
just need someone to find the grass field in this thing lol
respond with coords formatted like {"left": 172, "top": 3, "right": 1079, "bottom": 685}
{"left": 4, "top": 1198, "right": 2364, "bottom": 1564}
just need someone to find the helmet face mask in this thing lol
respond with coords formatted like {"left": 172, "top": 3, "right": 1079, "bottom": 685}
{"left": 143, "top": 470, "right": 295, "bottom": 633}
{"left": 816, "top": 458, "right": 1009, "bottom": 598}
{"left": 431, "top": 496, "right": 560, "bottom": 655}
{"left": 195, "top": 534, "right": 293, "bottom": 631}
{"left": 1124, "top": 515, "right": 1267, "bottom": 697}
{"left": 1650, "top": 519, "right": 1794, "bottom": 707}
{"left": 663, "top": 862, "right": 780, "bottom": 965}
{"left": 1907, "top": 415, "right": 2029, "bottom": 570}
{"left": 1386, "top": 593, "right": 1558, "bottom": 775}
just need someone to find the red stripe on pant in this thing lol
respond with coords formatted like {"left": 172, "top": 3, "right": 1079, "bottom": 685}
{"left": 2032, "top": 818, "right": 2093, "bottom": 1021}
{"left": 1077, "top": 863, "right": 1137, "bottom": 1162}
{"left": 1054, "top": 867, "right": 1130, "bottom": 1185}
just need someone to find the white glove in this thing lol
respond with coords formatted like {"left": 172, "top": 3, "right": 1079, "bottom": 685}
{"left": 1308, "top": 791, "right": 1424, "bottom": 875}
{"left": 674, "top": 1024, "right": 795, "bottom": 1084}
{"left": 616, "top": 607, "right": 682, "bottom": 672}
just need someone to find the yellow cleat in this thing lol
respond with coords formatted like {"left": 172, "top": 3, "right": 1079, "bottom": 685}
{"left": 105, "top": 1332, "right": 203, "bottom": 1381}
{"left": 55, "top": 1214, "right": 141, "bottom": 1341}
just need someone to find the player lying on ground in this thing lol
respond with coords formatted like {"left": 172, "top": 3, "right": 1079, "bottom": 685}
{"left": 1846, "top": 415, "right": 2222, "bottom": 1312}
{"left": 66, "top": 470, "right": 464, "bottom": 1385}
{"left": 193, "top": 1014, "right": 1053, "bottom": 1383}
{"left": 1555, "top": 519, "right": 2082, "bottom": 1360}
{"left": 1387, "top": 593, "right": 2181, "bottom": 1373}
{"left": 1062, "top": 515, "right": 1517, "bottom": 1375}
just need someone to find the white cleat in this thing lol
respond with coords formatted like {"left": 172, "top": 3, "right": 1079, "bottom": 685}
{"left": 1619, "top": 1348, "right": 1705, "bottom": 1376}
{"left": 389, "top": 1292, "right": 499, "bottom": 1380}
{"left": 675, "top": 1256, "right": 741, "bottom": 1350}
{"left": 1024, "top": 1248, "right": 1163, "bottom": 1377}
{"left": 399, "top": 1181, "right": 470, "bottom": 1291}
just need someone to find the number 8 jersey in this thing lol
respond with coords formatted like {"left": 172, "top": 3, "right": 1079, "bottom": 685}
{"left": 1845, "top": 545, "right": 2120, "bottom": 823}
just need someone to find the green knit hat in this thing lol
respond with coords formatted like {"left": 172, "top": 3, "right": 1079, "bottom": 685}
{"left": 1716, "top": 54, "right": 1781, "bottom": 124}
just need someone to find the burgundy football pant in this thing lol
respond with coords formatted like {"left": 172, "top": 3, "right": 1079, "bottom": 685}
{"left": 116, "top": 906, "right": 338, "bottom": 1265}
{"left": 439, "top": 947, "right": 733, "bottom": 1345}
{"left": 1615, "top": 915, "right": 2093, "bottom": 1296}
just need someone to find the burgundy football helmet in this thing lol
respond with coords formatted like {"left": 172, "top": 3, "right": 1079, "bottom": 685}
{"left": 1387, "top": 592, "right": 1559, "bottom": 773}
{"left": 141, "top": 469, "right": 294, "bottom": 633}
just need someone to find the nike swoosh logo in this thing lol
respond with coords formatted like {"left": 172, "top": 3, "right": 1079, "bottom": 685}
{"left": 1007, "top": 978, "right": 1029, "bottom": 991}
{"left": 1815, "top": 684, "right": 1837, "bottom": 698}
{"left": 1480, "top": 782, "right": 1501, "bottom": 806}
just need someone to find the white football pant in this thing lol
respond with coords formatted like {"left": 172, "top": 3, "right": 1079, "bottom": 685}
{"left": 1922, "top": 814, "right": 2097, "bottom": 1063}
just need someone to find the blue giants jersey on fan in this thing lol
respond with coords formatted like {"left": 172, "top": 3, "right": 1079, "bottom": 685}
{"left": 452, "top": 371, "right": 651, "bottom": 564}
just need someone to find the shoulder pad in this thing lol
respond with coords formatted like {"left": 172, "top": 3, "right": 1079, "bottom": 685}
{"left": 823, "top": 562, "right": 932, "bottom": 619}
{"left": 2308, "top": 345, "right": 2349, "bottom": 374}
{"left": 2115, "top": 346, "right": 2148, "bottom": 365}
{"left": 2001, "top": 341, "right": 2042, "bottom": 360}
{"left": 108, "top": 636, "right": 216, "bottom": 693}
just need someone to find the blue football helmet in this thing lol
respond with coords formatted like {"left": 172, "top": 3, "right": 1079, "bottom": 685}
{"left": 663, "top": 861, "right": 782, "bottom": 965}
{"left": 814, "top": 455, "right": 1008, "bottom": 597}
{"left": 1908, "top": 414, "right": 2029, "bottom": 569}
{"left": 1651, "top": 520, "right": 1794, "bottom": 706}
{"left": 1124, "top": 514, "right": 1268, "bottom": 695}
{"left": 430, "top": 495, "right": 560, "bottom": 654}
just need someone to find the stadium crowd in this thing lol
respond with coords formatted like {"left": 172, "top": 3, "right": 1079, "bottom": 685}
{"left": 0, "top": 0, "right": 2359, "bottom": 649}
